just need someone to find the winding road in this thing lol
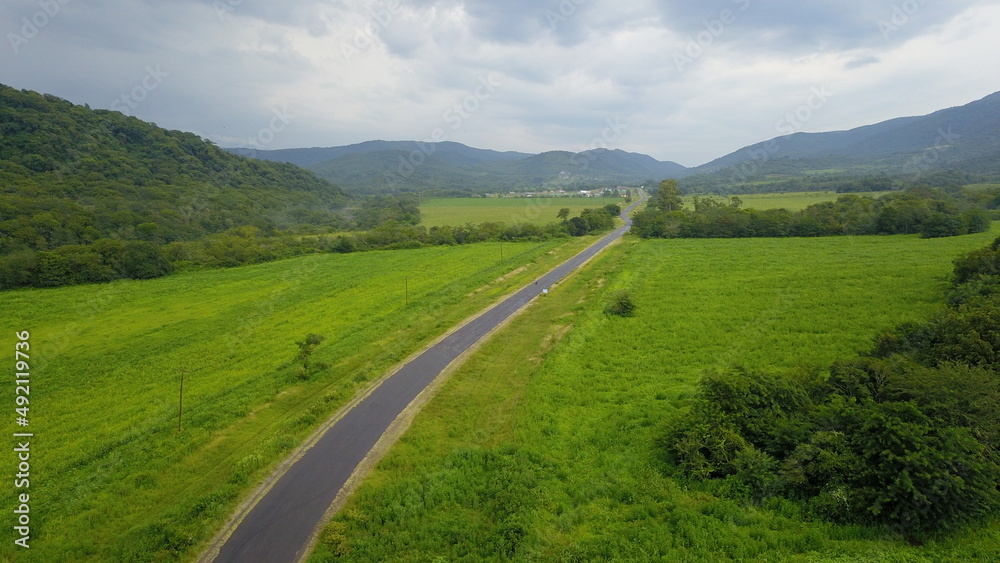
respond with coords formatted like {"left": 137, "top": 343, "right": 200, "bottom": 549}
{"left": 203, "top": 195, "right": 645, "bottom": 563}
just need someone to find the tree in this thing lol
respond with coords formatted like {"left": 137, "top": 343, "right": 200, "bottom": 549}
{"left": 567, "top": 216, "right": 588, "bottom": 236}
{"left": 0, "top": 249, "right": 37, "bottom": 289}
{"left": 122, "top": 241, "right": 174, "bottom": 279}
{"left": 920, "top": 213, "right": 966, "bottom": 239}
{"left": 655, "top": 179, "right": 683, "bottom": 212}
{"left": 962, "top": 208, "right": 992, "bottom": 234}
{"left": 556, "top": 207, "right": 570, "bottom": 222}
{"left": 580, "top": 208, "right": 614, "bottom": 233}
{"left": 631, "top": 209, "right": 668, "bottom": 238}
{"left": 295, "top": 333, "right": 326, "bottom": 380}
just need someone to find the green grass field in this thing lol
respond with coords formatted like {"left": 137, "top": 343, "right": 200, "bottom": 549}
{"left": 420, "top": 197, "right": 625, "bottom": 227}
{"left": 0, "top": 237, "right": 606, "bottom": 561}
{"left": 312, "top": 226, "right": 1000, "bottom": 561}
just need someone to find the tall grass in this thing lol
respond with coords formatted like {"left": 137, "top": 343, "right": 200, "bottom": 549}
{"left": 314, "top": 227, "right": 1000, "bottom": 562}
{"left": 0, "top": 237, "right": 598, "bottom": 561}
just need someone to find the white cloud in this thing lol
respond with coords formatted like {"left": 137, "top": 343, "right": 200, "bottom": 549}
{"left": 0, "top": 0, "right": 997, "bottom": 166}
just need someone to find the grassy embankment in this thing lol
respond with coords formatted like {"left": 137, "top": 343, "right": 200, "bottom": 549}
{"left": 312, "top": 225, "right": 1000, "bottom": 561}
{"left": 0, "top": 236, "right": 603, "bottom": 561}
{"left": 420, "top": 197, "right": 625, "bottom": 227}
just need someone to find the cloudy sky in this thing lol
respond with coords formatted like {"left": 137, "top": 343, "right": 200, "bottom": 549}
{"left": 2, "top": 0, "right": 999, "bottom": 167}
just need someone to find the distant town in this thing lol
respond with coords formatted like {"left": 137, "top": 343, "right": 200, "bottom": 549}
{"left": 485, "top": 187, "right": 636, "bottom": 198}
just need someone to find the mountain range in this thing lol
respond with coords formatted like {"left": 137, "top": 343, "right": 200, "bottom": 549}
{"left": 235, "top": 90, "right": 1000, "bottom": 193}
{"left": 231, "top": 141, "right": 688, "bottom": 194}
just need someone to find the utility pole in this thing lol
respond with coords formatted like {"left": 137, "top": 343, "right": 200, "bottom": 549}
{"left": 177, "top": 368, "right": 190, "bottom": 432}
{"left": 177, "top": 367, "right": 201, "bottom": 432}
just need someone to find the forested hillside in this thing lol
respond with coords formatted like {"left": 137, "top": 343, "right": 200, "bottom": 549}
{"left": 0, "top": 84, "right": 348, "bottom": 287}
{"left": 0, "top": 84, "right": 348, "bottom": 246}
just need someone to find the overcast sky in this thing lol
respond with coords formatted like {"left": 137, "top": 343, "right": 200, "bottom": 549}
{"left": 2, "top": 0, "right": 999, "bottom": 167}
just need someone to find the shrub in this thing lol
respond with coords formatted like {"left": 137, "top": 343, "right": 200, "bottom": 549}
{"left": 122, "top": 241, "right": 173, "bottom": 279}
{"left": 851, "top": 402, "right": 1000, "bottom": 538}
{"left": 605, "top": 289, "right": 636, "bottom": 317}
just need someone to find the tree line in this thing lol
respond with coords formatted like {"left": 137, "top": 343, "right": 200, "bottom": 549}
{"left": 661, "top": 236, "right": 1000, "bottom": 542}
{"left": 0, "top": 205, "right": 621, "bottom": 289}
{"left": 633, "top": 180, "right": 995, "bottom": 240}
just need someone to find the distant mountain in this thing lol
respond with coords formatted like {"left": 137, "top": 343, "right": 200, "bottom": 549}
{"left": 229, "top": 140, "right": 531, "bottom": 170}
{"left": 693, "top": 91, "right": 1000, "bottom": 178}
{"left": 495, "top": 149, "right": 688, "bottom": 183}
{"left": 225, "top": 90, "right": 1000, "bottom": 194}
{"left": 233, "top": 142, "right": 689, "bottom": 194}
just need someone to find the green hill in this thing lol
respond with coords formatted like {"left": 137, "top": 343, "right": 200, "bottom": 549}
{"left": 0, "top": 83, "right": 347, "bottom": 254}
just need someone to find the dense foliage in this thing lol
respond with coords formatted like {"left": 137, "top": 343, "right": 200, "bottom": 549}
{"left": 0, "top": 85, "right": 348, "bottom": 243}
{"left": 0, "top": 83, "right": 352, "bottom": 287}
{"left": 662, "top": 237, "right": 1000, "bottom": 541}
{"left": 635, "top": 180, "right": 993, "bottom": 239}
{"left": 0, "top": 205, "right": 617, "bottom": 288}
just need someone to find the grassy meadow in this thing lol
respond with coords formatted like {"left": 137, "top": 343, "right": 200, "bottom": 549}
{"left": 419, "top": 197, "right": 625, "bottom": 227}
{"left": 0, "top": 237, "right": 605, "bottom": 561}
{"left": 312, "top": 226, "right": 1000, "bottom": 561}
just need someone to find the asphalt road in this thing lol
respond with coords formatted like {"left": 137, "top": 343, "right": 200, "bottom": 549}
{"left": 209, "top": 196, "right": 645, "bottom": 562}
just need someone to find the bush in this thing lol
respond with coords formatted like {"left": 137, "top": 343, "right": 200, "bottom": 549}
{"left": 732, "top": 446, "right": 780, "bottom": 501}
{"left": 122, "top": 241, "right": 173, "bottom": 279}
{"left": 604, "top": 289, "right": 636, "bottom": 317}
{"left": 664, "top": 365, "right": 1000, "bottom": 538}
{"left": 852, "top": 402, "right": 1000, "bottom": 538}
{"left": 920, "top": 212, "right": 967, "bottom": 238}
